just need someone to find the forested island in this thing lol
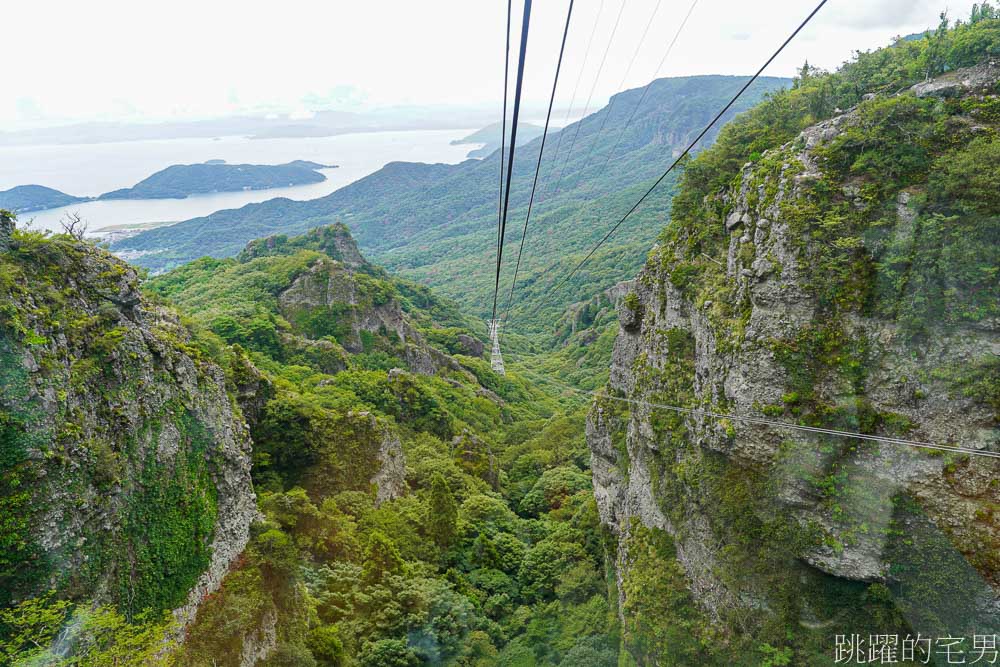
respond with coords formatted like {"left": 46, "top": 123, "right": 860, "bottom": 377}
{"left": 98, "top": 160, "right": 335, "bottom": 200}
{"left": 0, "top": 160, "right": 337, "bottom": 213}
{"left": 0, "top": 184, "right": 90, "bottom": 213}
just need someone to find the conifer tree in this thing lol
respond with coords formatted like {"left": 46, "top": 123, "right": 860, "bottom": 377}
{"left": 428, "top": 473, "right": 458, "bottom": 551}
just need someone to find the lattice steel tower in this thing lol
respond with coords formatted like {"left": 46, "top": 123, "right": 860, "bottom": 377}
{"left": 488, "top": 319, "right": 506, "bottom": 376}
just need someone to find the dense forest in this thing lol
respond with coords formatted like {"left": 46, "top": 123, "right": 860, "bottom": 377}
{"left": 1, "top": 5, "right": 999, "bottom": 666}
{"left": 0, "top": 222, "right": 620, "bottom": 665}
{"left": 159, "top": 231, "right": 621, "bottom": 665}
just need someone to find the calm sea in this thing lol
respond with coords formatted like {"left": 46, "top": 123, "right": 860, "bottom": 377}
{"left": 0, "top": 129, "right": 479, "bottom": 233}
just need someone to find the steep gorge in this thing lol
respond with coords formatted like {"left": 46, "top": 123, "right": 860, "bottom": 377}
{"left": 3, "top": 11, "right": 1000, "bottom": 667}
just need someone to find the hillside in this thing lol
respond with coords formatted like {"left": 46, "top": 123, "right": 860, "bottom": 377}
{"left": 98, "top": 160, "right": 333, "bottom": 200}
{"left": 0, "top": 184, "right": 89, "bottom": 213}
{"left": 112, "top": 75, "right": 790, "bottom": 334}
{"left": 144, "top": 224, "right": 624, "bottom": 664}
{"left": 0, "top": 219, "right": 620, "bottom": 664}
{"left": 589, "top": 14, "right": 1000, "bottom": 664}
{"left": 451, "top": 121, "right": 545, "bottom": 158}
{"left": 4, "top": 7, "right": 1000, "bottom": 666}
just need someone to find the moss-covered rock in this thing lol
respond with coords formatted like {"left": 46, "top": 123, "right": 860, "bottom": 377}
{"left": 590, "top": 59, "right": 1000, "bottom": 663}
{"left": 0, "top": 229, "right": 256, "bottom": 627}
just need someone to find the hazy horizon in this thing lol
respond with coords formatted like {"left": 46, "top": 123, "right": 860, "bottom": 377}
{"left": 3, "top": 0, "right": 979, "bottom": 132}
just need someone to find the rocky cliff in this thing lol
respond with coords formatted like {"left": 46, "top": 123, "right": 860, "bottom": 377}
{"left": 0, "top": 220, "right": 256, "bottom": 626}
{"left": 589, "top": 62, "right": 1000, "bottom": 660}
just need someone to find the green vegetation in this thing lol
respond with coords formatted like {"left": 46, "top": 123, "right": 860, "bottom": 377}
{"left": 137, "top": 225, "right": 623, "bottom": 664}
{"left": 0, "top": 593, "right": 176, "bottom": 666}
{"left": 113, "top": 75, "right": 789, "bottom": 343}
{"left": 618, "top": 523, "right": 721, "bottom": 664}
{"left": 0, "top": 185, "right": 89, "bottom": 214}
{"left": 98, "top": 160, "right": 331, "bottom": 200}
{"left": 113, "top": 410, "right": 219, "bottom": 616}
{"left": 0, "top": 337, "right": 49, "bottom": 608}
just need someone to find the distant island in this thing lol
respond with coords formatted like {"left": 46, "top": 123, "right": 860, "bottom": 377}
{"left": 0, "top": 185, "right": 90, "bottom": 213}
{"left": 0, "top": 160, "right": 338, "bottom": 213}
{"left": 98, "top": 160, "right": 336, "bottom": 200}
{"left": 451, "top": 122, "right": 545, "bottom": 158}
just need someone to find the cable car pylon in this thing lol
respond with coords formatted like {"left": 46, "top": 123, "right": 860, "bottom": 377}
{"left": 488, "top": 319, "right": 506, "bottom": 375}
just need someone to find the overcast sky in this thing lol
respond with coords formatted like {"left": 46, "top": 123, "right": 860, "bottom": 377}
{"left": 2, "top": 0, "right": 979, "bottom": 130}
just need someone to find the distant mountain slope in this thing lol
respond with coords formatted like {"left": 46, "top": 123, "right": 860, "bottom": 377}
{"left": 0, "top": 184, "right": 89, "bottom": 213}
{"left": 451, "top": 121, "right": 545, "bottom": 158}
{"left": 98, "top": 159, "right": 334, "bottom": 200}
{"left": 114, "top": 75, "right": 790, "bottom": 332}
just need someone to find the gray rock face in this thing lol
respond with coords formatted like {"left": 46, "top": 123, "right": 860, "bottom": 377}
{"left": 329, "top": 229, "right": 366, "bottom": 267}
{"left": 589, "top": 65, "right": 1000, "bottom": 633}
{"left": 230, "top": 347, "right": 274, "bottom": 428}
{"left": 276, "top": 256, "right": 455, "bottom": 376}
{"left": 239, "top": 608, "right": 277, "bottom": 667}
{"left": 371, "top": 416, "right": 407, "bottom": 505}
{"left": 555, "top": 279, "right": 635, "bottom": 343}
{"left": 452, "top": 429, "right": 500, "bottom": 490}
{"left": 0, "top": 210, "right": 14, "bottom": 251}
{"left": 0, "top": 240, "right": 257, "bottom": 631}
{"left": 910, "top": 60, "right": 1000, "bottom": 98}
{"left": 616, "top": 294, "right": 643, "bottom": 332}
{"left": 456, "top": 333, "right": 484, "bottom": 358}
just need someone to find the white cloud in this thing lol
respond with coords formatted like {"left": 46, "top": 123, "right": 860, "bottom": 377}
{"left": 0, "top": 0, "right": 980, "bottom": 130}
{"left": 822, "top": 0, "right": 940, "bottom": 29}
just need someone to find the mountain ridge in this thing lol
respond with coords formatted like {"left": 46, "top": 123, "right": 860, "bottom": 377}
{"left": 113, "top": 74, "right": 792, "bottom": 334}
{"left": 451, "top": 121, "right": 545, "bottom": 158}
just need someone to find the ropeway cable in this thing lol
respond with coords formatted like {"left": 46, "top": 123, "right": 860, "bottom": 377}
{"left": 502, "top": 0, "right": 700, "bottom": 337}
{"left": 491, "top": 0, "right": 534, "bottom": 322}
{"left": 500, "top": 0, "right": 576, "bottom": 343}
{"left": 576, "top": 0, "right": 700, "bottom": 199}
{"left": 541, "top": 0, "right": 606, "bottom": 198}
{"left": 565, "top": 0, "right": 668, "bottom": 192}
{"left": 543, "top": 0, "right": 627, "bottom": 202}
{"left": 515, "top": 367, "right": 1000, "bottom": 461}
{"left": 547, "top": 0, "right": 831, "bottom": 298}
{"left": 496, "top": 0, "right": 513, "bottom": 280}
